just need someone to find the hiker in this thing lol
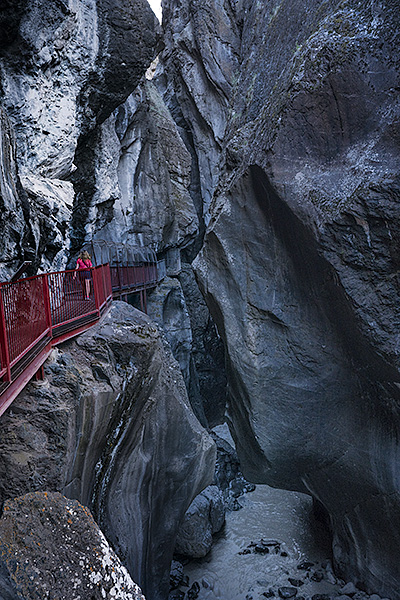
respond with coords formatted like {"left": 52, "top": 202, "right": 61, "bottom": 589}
{"left": 73, "top": 250, "right": 93, "bottom": 300}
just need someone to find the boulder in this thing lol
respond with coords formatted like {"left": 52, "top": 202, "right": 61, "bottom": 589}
{"left": 175, "top": 485, "right": 225, "bottom": 558}
{"left": 0, "top": 491, "right": 145, "bottom": 600}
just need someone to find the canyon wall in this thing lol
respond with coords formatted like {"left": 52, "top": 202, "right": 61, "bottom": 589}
{"left": 1, "top": 0, "right": 400, "bottom": 598}
{"left": 0, "top": 0, "right": 161, "bottom": 275}
{"left": 0, "top": 3, "right": 219, "bottom": 599}
{"left": 160, "top": 0, "right": 400, "bottom": 596}
{"left": 0, "top": 302, "right": 215, "bottom": 600}
{"left": 0, "top": 0, "right": 225, "bottom": 427}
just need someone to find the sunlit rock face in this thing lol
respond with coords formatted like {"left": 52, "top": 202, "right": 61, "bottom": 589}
{"left": 0, "top": 302, "right": 215, "bottom": 600}
{"left": 0, "top": 107, "right": 27, "bottom": 280}
{"left": 0, "top": 0, "right": 160, "bottom": 274}
{"left": 162, "top": 0, "right": 400, "bottom": 595}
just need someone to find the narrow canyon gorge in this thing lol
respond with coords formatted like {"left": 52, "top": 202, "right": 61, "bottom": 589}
{"left": 0, "top": 1, "right": 399, "bottom": 600}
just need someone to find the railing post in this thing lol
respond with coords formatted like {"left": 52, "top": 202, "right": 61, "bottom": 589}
{"left": 93, "top": 267, "right": 100, "bottom": 314}
{"left": 0, "top": 288, "right": 11, "bottom": 381}
{"left": 117, "top": 263, "right": 122, "bottom": 295}
{"left": 42, "top": 274, "right": 53, "bottom": 337}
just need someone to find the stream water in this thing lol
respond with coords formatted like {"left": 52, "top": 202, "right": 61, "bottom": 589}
{"left": 182, "top": 426, "right": 346, "bottom": 600}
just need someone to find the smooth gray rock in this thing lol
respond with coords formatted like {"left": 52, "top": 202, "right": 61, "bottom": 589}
{"left": 70, "top": 78, "right": 198, "bottom": 258}
{"left": 147, "top": 276, "right": 193, "bottom": 390}
{"left": 179, "top": 263, "right": 227, "bottom": 427}
{"left": 175, "top": 485, "right": 225, "bottom": 558}
{"left": 161, "top": 0, "right": 400, "bottom": 596}
{"left": 0, "top": 492, "right": 145, "bottom": 600}
{"left": 147, "top": 267, "right": 227, "bottom": 428}
{"left": 0, "top": 302, "right": 215, "bottom": 600}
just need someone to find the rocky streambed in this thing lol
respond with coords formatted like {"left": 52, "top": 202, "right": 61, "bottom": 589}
{"left": 169, "top": 427, "right": 389, "bottom": 600}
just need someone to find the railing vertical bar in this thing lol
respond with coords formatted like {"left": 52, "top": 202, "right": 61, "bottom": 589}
{"left": 42, "top": 274, "right": 53, "bottom": 337}
{"left": 0, "top": 288, "right": 11, "bottom": 381}
{"left": 93, "top": 267, "right": 100, "bottom": 315}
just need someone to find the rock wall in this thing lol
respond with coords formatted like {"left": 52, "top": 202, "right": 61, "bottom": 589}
{"left": 147, "top": 265, "right": 227, "bottom": 428}
{"left": 161, "top": 0, "right": 400, "bottom": 596}
{"left": 0, "top": 0, "right": 161, "bottom": 275}
{"left": 71, "top": 78, "right": 198, "bottom": 256}
{"left": 0, "top": 302, "right": 215, "bottom": 600}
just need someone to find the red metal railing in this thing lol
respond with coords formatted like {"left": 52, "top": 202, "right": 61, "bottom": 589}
{"left": 0, "top": 260, "right": 158, "bottom": 416}
{"left": 110, "top": 260, "right": 158, "bottom": 296}
{"left": 0, "top": 264, "right": 113, "bottom": 416}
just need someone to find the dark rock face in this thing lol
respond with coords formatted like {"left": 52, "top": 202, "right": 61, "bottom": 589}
{"left": 160, "top": 0, "right": 242, "bottom": 225}
{"left": 147, "top": 265, "right": 227, "bottom": 428}
{"left": 179, "top": 263, "right": 227, "bottom": 427}
{"left": 161, "top": 0, "right": 400, "bottom": 596}
{"left": 0, "top": 302, "right": 215, "bottom": 600}
{"left": 0, "top": 491, "right": 145, "bottom": 600}
{"left": 88, "top": 0, "right": 161, "bottom": 125}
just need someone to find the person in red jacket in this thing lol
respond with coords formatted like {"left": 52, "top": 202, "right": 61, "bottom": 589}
{"left": 73, "top": 250, "right": 93, "bottom": 299}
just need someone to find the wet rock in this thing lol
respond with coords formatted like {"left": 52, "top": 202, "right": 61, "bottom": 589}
{"left": 263, "top": 591, "right": 276, "bottom": 598}
{"left": 288, "top": 579, "right": 304, "bottom": 587}
{"left": 278, "top": 587, "right": 298, "bottom": 599}
{"left": 147, "top": 277, "right": 193, "bottom": 392}
{"left": 178, "top": 263, "right": 227, "bottom": 427}
{"left": 339, "top": 583, "right": 358, "bottom": 596}
{"left": 297, "top": 562, "right": 315, "bottom": 571}
{"left": 169, "top": 591, "right": 185, "bottom": 600}
{"left": 170, "top": 561, "right": 184, "bottom": 590}
{"left": 201, "top": 577, "right": 212, "bottom": 589}
{"left": 187, "top": 581, "right": 201, "bottom": 600}
{"left": 211, "top": 427, "right": 256, "bottom": 511}
{"left": 242, "top": 539, "right": 281, "bottom": 556}
{"left": 254, "top": 544, "right": 270, "bottom": 555}
{"left": 175, "top": 485, "right": 225, "bottom": 558}
{"left": 312, "top": 596, "right": 332, "bottom": 600}
{"left": 0, "top": 492, "right": 145, "bottom": 600}
{"left": 311, "top": 571, "right": 325, "bottom": 583}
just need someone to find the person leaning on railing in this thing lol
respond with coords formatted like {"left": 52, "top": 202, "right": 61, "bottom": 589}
{"left": 73, "top": 250, "right": 93, "bottom": 300}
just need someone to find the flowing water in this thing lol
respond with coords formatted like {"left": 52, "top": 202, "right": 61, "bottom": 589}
{"left": 182, "top": 426, "right": 345, "bottom": 600}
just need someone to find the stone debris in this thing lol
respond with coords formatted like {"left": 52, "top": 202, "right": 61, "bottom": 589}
{"left": 238, "top": 538, "right": 283, "bottom": 556}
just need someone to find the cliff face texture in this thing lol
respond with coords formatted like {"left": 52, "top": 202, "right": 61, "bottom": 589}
{"left": 0, "top": 0, "right": 162, "bottom": 275}
{"left": 0, "top": 303, "right": 215, "bottom": 600}
{"left": 161, "top": 0, "right": 400, "bottom": 596}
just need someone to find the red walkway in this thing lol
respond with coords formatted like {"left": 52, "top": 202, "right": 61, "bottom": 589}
{"left": 0, "top": 261, "right": 158, "bottom": 416}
